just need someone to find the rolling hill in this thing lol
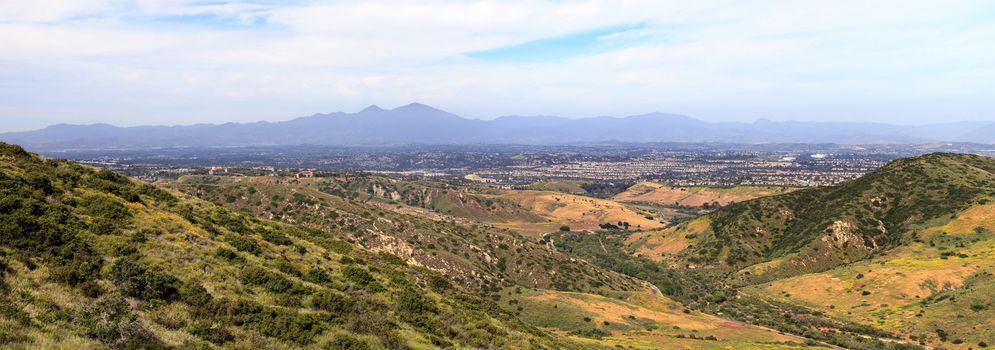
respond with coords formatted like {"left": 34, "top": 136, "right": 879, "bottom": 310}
{"left": 163, "top": 174, "right": 650, "bottom": 294}
{"left": 161, "top": 174, "right": 818, "bottom": 349}
{"left": 0, "top": 142, "right": 584, "bottom": 349}
{"left": 615, "top": 153, "right": 995, "bottom": 349}
{"left": 6, "top": 139, "right": 993, "bottom": 349}
{"left": 291, "top": 174, "right": 664, "bottom": 235}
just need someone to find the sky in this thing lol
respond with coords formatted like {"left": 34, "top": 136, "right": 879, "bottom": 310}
{"left": 1, "top": 0, "right": 994, "bottom": 132}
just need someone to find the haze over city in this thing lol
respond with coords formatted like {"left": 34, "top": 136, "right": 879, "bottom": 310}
{"left": 2, "top": 0, "right": 994, "bottom": 132}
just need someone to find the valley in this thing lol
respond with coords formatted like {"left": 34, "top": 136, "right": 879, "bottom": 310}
{"left": 3, "top": 141, "right": 994, "bottom": 350}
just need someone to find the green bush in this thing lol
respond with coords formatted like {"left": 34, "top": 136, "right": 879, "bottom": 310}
{"left": 76, "top": 295, "right": 169, "bottom": 350}
{"left": 80, "top": 194, "right": 132, "bottom": 235}
{"left": 212, "top": 247, "right": 243, "bottom": 262}
{"left": 179, "top": 283, "right": 213, "bottom": 307}
{"left": 242, "top": 308, "right": 323, "bottom": 345}
{"left": 109, "top": 256, "right": 180, "bottom": 302}
{"left": 303, "top": 268, "right": 334, "bottom": 286}
{"left": 262, "top": 229, "right": 292, "bottom": 245}
{"left": 138, "top": 183, "right": 176, "bottom": 204}
{"left": 311, "top": 291, "right": 355, "bottom": 314}
{"left": 189, "top": 321, "right": 234, "bottom": 345}
{"left": 343, "top": 266, "right": 384, "bottom": 293}
{"left": 241, "top": 266, "right": 309, "bottom": 295}
{"left": 225, "top": 234, "right": 261, "bottom": 255}
{"left": 323, "top": 333, "right": 372, "bottom": 350}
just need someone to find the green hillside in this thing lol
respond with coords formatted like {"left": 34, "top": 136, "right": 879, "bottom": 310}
{"left": 0, "top": 143, "right": 581, "bottom": 349}
{"left": 163, "top": 176, "right": 821, "bottom": 349}
{"left": 164, "top": 175, "right": 647, "bottom": 294}
{"left": 678, "top": 153, "right": 995, "bottom": 281}
{"left": 567, "top": 153, "right": 995, "bottom": 349}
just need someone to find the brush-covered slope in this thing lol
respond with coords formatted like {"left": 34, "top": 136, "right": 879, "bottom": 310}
{"left": 305, "top": 175, "right": 662, "bottom": 235}
{"left": 164, "top": 175, "right": 830, "bottom": 349}
{"left": 0, "top": 142, "right": 583, "bottom": 349}
{"left": 661, "top": 153, "right": 995, "bottom": 282}
{"left": 164, "top": 175, "right": 649, "bottom": 295}
{"left": 743, "top": 202, "right": 995, "bottom": 349}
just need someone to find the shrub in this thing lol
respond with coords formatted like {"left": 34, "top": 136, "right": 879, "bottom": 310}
{"left": 323, "top": 333, "right": 371, "bottom": 350}
{"left": 242, "top": 309, "right": 323, "bottom": 345}
{"left": 80, "top": 280, "right": 105, "bottom": 298}
{"left": 428, "top": 273, "right": 451, "bottom": 291}
{"left": 311, "top": 291, "right": 355, "bottom": 314}
{"left": 262, "top": 230, "right": 292, "bottom": 246}
{"left": 225, "top": 235, "right": 261, "bottom": 255}
{"left": 343, "top": 266, "right": 384, "bottom": 293}
{"left": 395, "top": 287, "right": 436, "bottom": 316}
{"left": 179, "top": 283, "right": 213, "bottom": 307}
{"left": 137, "top": 183, "right": 176, "bottom": 204}
{"left": 568, "top": 328, "right": 610, "bottom": 339}
{"left": 241, "top": 266, "right": 308, "bottom": 295}
{"left": 76, "top": 295, "right": 169, "bottom": 350}
{"left": 109, "top": 256, "right": 180, "bottom": 302}
{"left": 189, "top": 321, "right": 234, "bottom": 345}
{"left": 212, "top": 247, "right": 243, "bottom": 262}
{"left": 377, "top": 252, "right": 406, "bottom": 265}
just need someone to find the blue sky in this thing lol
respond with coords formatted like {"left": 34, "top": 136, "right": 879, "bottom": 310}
{"left": 1, "top": 0, "right": 994, "bottom": 132}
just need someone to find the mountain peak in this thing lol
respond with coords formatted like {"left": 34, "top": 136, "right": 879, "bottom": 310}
{"left": 394, "top": 102, "right": 437, "bottom": 112}
{"left": 360, "top": 105, "right": 384, "bottom": 113}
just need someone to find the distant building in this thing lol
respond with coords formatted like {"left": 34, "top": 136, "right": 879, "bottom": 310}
{"left": 296, "top": 170, "right": 314, "bottom": 179}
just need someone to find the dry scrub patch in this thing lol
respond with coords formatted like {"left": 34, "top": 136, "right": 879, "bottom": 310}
{"left": 626, "top": 217, "right": 710, "bottom": 262}
{"left": 512, "top": 289, "right": 810, "bottom": 349}
{"left": 614, "top": 182, "right": 794, "bottom": 207}
{"left": 494, "top": 190, "right": 663, "bottom": 234}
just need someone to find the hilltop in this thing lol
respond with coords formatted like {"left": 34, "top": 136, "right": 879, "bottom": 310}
{"left": 602, "top": 152, "right": 995, "bottom": 349}
{"left": 0, "top": 142, "right": 578, "bottom": 349}
{"left": 672, "top": 153, "right": 995, "bottom": 278}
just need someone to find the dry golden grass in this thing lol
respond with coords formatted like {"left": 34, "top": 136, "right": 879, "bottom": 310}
{"left": 614, "top": 182, "right": 793, "bottom": 207}
{"left": 625, "top": 217, "right": 710, "bottom": 262}
{"left": 493, "top": 190, "right": 663, "bottom": 234}
{"left": 514, "top": 289, "right": 811, "bottom": 349}
{"left": 924, "top": 203, "right": 995, "bottom": 235}
{"left": 746, "top": 204, "right": 995, "bottom": 349}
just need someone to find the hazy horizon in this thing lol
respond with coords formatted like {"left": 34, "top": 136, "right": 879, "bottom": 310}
{"left": 2, "top": 1, "right": 995, "bottom": 132}
{"left": 6, "top": 102, "right": 995, "bottom": 133}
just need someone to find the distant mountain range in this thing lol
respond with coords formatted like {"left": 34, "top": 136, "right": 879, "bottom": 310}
{"left": 3, "top": 103, "right": 994, "bottom": 151}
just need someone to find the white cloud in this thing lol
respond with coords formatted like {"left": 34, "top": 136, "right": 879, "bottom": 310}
{"left": 0, "top": 0, "right": 994, "bottom": 132}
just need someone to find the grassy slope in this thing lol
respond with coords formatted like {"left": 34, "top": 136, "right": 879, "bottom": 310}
{"left": 613, "top": 153, "right": 995, "bottom": 349}
{"left": 526, "top": 180, "right": 587, "bottom": 195}
{"left": 0, "top": 143, "right": 585, "bottom": 350}
{"left": 745, "top": 203, "right": 995, "bottom": 349}
{"left": 308, "top": 175, "right": 662, "bottom": 235}
{"left": 164, "top": 175, "right": 649, "bottom": 295}
{"left": 614, "top": 182, "right": 795, "bottom": 207}
{"left": 492, "top": 190, "right": 663, "bottom": 234}
{"left": 502, "top": 289, "right": 814, "bottom": 349}
{"left": 164, "top": 175, "right": 822, "bottom": 349}
{"left": 666, "top": 153, "right": 995, "bottom": 279}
